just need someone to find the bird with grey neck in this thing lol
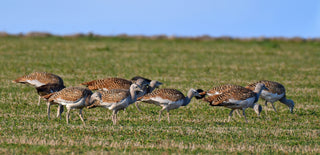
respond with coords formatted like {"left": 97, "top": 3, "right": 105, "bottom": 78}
{"left": 81, "top": 76, "right": 150, "bottom": 91}
{"left": 135, "top": 80, "right": 163, "bottom": 111}
{"left": 202, "top": 83, "right": 268, "bottom": 123}
{"left": 87, "top": 83, "right": 143, "bottom": 125}
{"left": 246, "top": 80, "right": 294, "bottom": 114}
{"left": 12, "top": 72, "right": 65, "bottom": 106}
{"left": 43, "top": 87, "right": 95, "bottom": 125}
{"left": 137, "top": 88, "right": 201, "bottom": 123}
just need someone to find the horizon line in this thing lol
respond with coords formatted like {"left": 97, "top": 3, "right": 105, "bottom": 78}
{"left": 0, "top": 31, "right": 319, "bottom": 40}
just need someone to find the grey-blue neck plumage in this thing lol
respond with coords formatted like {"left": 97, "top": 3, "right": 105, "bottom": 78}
{"left": 130, "top": 89, "right": 138, "bottom": 104}
{"left": 182, "top": 89, "right": 196, "bottom": 106}
{"left": 253, "top": 84, "right": 265, "bottom": 104}
{"left": 129, "top": 84, "right": 143, "bottom": 104}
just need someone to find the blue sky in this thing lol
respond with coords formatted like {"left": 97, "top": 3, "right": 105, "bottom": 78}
{"left": 0, "top": 0, "right": 319, "bottom": 38}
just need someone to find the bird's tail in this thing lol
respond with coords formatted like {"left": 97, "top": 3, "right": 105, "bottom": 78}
{"left": 12, "top": 77, "right": 26, "bottom": 84}
{"left": 42, "top": 93, "right": 55, "bottom": 100}
{"left": 81, "top": 80, "right": 96, "bottom": 86}
{"left": 136, "top": 96, "right": 143, "bottom": 101}
{"left": 80, "top": 80, "right": 98, "bottom": 90}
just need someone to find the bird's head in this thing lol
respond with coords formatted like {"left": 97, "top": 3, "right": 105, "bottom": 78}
{"left": 87, "top": 91, "right": 101, "bottom": 109}
{"left": 253, "top": 104, "right": 263, "bottom": 116}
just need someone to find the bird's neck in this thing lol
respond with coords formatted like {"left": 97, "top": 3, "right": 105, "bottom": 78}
{"left": 130, "top": 90, "right": 138, "bottom": 103}
{"left": 147, "top": 84, "right": 157, "bottom": 94}
{"left": 253, "top": 87, "right": 263, "bottom": 99}
{"left": 84, "top": 94, "right": 92, "bottom": 106}
{"left": 182, "top": 90, "right": 194, "bottom": 106}
{"left": 279, "top": 97, "right": 292, "bottom": 106}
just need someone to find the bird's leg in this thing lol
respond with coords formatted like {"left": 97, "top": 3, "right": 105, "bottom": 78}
{"left": 135, "top": 102, "right": 142, "bottom": 112}
{"left": 57, "top": 105, "right": 64, "bottom": 120}
{"left": 66, "top": 108, "right": 71, "bottom": 124}
{"left": 242, "top": 109, "right": 248, "bottom": 123}
{"left": 79, "top": 109, "right": 86, "bottom": 126}
{"left": 271, "top": 102, "right": 277, "bottom": 113}
{"left": 57, "top": 105, "right": 61, "bottom": 118}
{"left": 166, "top": 109, "right": 170, "bottom": 123}
{"left": 37, "top": 96, "right": 41, "bottom": 106}
{"left": 47, "top": 101, "right": 51, "bottom": 119}
{"left": 112, "top": 110, "right": 118, "bottom": 125}
{"left": 264, "top": 101, "right": 268, "bottom": 115}
{"left": 235, "top": 109, "right": 242, "bottom": 117}
{"left": 158, "top": 107, "right": 166, "bottom": 122}
{"left": 228, "top": 109, "right": 234, "bottom": 122}
{"left": 115, "top": 110, "right": 118, "bottom": 125}
{"left": 112, "top": 111, "right": 115, "bottom": 124}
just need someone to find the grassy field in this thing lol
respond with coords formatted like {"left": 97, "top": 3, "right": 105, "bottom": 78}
{"left": 0, "top": 35, "right": 319, "bottom": 154}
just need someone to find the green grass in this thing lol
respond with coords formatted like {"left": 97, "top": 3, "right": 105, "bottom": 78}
{"left": 0, "top": 36, "right": 319, "bottom": 154}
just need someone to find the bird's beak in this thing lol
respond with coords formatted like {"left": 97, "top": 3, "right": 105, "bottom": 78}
{"left": 138, "top": 86, "right": 144, "bottom": 92}
{"left": 290, "top": 107, "right": 294, "bottom": 113}
{"left": 87, "top": 100, "right": 99, "bottom": 109}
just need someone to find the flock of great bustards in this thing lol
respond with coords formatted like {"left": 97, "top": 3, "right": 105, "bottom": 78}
{"left": 12, "top": 72, "right": 295, "bottom": 125}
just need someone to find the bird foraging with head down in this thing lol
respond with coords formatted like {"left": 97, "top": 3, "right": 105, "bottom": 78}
{"left": 43, "top": 87, "right": 95, "bottom": 125}
{"left": 137, "top": 88, "right": 202, "bottom": 123}
{"left": 87, "top": 83, "right": 143, "bottom": 125}
{"left": 246, "top": 80, "right": 294, "bottom": 114}
{"left": 197, "top": 83, "right": 267, "bottom": 123}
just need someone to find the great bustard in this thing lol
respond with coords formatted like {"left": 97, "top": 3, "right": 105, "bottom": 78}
{"left": 245, "top": 80, "right": 294, "bottom": 114}
{"left": 81, "top": 76, "right": 150, "bottom": 91}
{"left": 135, "top": 80, "right": 163, "bottom": 111}
{"left": 12, "top": 72, "right": 65, "bottom": 105}
{"left": 87, "top": 84, "right": 143, "bottom": 125}
{"left": 201, "top": 83, "right": 268, "bottom": 123}
{"left": 131, "top": 76, "right": 151, "bottom": 84}
{"left": 43, "top": 87, "right": 94, "bottom": 125}
{"left": 35, "top": 83, "right": 66, "bottom": 119}
{"left": 198, "top": 84, "right": 244, "bottom": 97}
{"left": 137, "top": 88, "right": 201, "bottom": 123}
{"left": 197, "top": 84, "right": 251, "bottom": 117}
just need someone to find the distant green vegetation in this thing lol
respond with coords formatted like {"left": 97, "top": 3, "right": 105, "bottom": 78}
{"left": 0, "top": 36, "right": 319, "bottom": 154}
